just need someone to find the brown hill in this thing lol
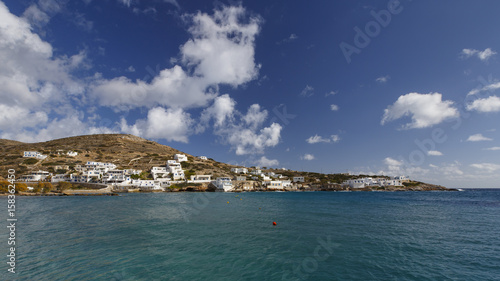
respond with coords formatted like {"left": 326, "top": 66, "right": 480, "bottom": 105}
{"left": 0, "top": 134, "right": 236, "bottom": 178}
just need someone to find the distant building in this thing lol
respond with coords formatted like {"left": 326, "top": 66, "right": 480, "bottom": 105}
{"left": 19, "top": 170, "right": 51, "bottom": 182}
{"left": 393, "top": 176, "right": 410, "bottom": 182}
{"left": 293, "top": 177, "right": 305, "bottom": 183}
{"left": 174, "top": 154, "right": 188, "bottom": 162}
{"left": 231, "top": 168, "right": 248, "bottom": 174}
{"left": 67, "top": 151, "right": 78, "bottom": 157}
{"left": 189, "top": 175, "right": 212, "bottom": 183}
{"left": 23, "top": 151, "right": 47, "bottom": 160}
{"left": 214, "top": 177, "right": 233, "bottom": 192}
{"left": 267, "top": 181, "right": 284, "bottom": 190}
{"left": 198, "top": 156, "right": 208, "bottom": 160}
{"left": 235, "top": 176, "right": 247, "bottom": 181}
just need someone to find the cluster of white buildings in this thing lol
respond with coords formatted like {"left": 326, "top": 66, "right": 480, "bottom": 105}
{"left": 23, "top": 151, "right": 47, "bottom": 160}
{"left": 23, "top": 150, "right": 78, "bottom": 159}
{"left": 342, "top": 176, "right": 409, "bottom": 188}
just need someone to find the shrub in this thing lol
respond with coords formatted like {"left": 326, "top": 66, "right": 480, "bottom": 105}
{"left": 23, "top": 158, "right": 38, "bottom": 165}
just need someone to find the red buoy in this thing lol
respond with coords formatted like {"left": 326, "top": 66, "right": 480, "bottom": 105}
{"left": 273, "top": 221, "right": 277, "bottom": 226}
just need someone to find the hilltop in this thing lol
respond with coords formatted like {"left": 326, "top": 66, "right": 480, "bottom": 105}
{"left": 0, "top": 134, "right": 236, "bottom": 179}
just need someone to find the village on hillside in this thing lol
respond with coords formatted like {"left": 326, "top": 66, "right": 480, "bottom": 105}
{"left": 12, "top": 149, "right": 414, "bottom": 193}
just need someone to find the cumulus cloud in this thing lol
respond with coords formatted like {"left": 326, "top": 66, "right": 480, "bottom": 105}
{"left": 306, "top": 134, "right": 340, "bottom": 144}
{"left": 470, "top": 163, "right": 500, "bottom": 172}
{"left": 376, "top": 75, "right": 390, "bottom": 83}
{"left": 91, "top": 5, "right": 261, "bottom": 110}
{"left": 301, "top": 154, "right": 315, "bottom": 160}
{"left": 484, "top": 147, "right": 500, "bottom": 151}
{"left": 461, "top": 48, "right": 497, "bottom": 61}
{"left": 466, "top": 134, "right": 492, "bottom": 142}
{"left": 255, "top": 156, "right": 279, "bottom": 167}
{"left": 330, "top": 104, "right": 339, "bottom": 111}
{"left": 428, "top": 150, "right": 443, "bottom": 156}
{"left": 429, "top": 162, "right": 464, "bottom": 176}
{"left": 466, "top": 96, "right": 500, "bottom": 112}
{"left": 381, "top": 92, "right": 459, "bottom": 129}
{"left": 199, "top": 95, "right": 282, "bottom": 154}
{"left": 120, "top": 107, "right": 193, "bottom": 143}
{"left": 300, "top": 85, "right": 314, "bottom": 97}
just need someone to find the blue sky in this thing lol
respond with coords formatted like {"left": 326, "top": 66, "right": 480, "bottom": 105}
{"left": 1, "top": 0, "right": 500, "bottom": 188}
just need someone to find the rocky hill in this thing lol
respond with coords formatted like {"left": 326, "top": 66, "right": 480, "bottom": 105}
{"left": 0, "top": 134, "right": 237, "bottom": 179}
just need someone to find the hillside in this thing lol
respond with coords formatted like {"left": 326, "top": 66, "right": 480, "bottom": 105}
{"left": 0, "top": 134, "right": 452, "bottom": 191}
{"left": 0, "top": 134, "right": 237, "bottom": 178}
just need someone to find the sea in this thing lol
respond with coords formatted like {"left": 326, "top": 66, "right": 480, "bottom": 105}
{"left": 1, "top": 189, "right": 500, "bottom": 281}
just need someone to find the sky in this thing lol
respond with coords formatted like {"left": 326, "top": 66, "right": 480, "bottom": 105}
{"left": 1, "top": 0, "right": 500, "bottom": 188}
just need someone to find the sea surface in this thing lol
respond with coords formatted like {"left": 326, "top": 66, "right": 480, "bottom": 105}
{"left": 2, "top": 190, "right": 500, "bottom": 280}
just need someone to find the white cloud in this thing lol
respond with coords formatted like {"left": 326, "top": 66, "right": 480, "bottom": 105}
{"left": 301, "top": 154, "right": 315, "bottom": 160}
{"left": 255, "top": 156, "right": 279, "bottom": 167}
{"left": 384, "top": 157, "right": 402, "bottom": 167}
{"left": 376, "top": 75, "right": 390, "bottom": 83}
{"left": 120, "top": 107, "right": 193, "bottom": 143}
{"left": 381, "top": 92, "right": 459, "bottom": 129}
{"left": 127, "top": 66, "right": 135, "bottom": 72}
{"left": 429, "top": 162, "right": 464, "bottom": 176}
{"left": 0, "top": 104, "right": 48, "bottom": 131}
{"left": 306, "top": 134, "right": 340, "bottom": 144}
{"left": 461, "top": 48, "right": 497, "bottom": 61}
{"left": 466, "top": 96, "right": 500, "bottom": 112}
{"left": 466, "top": 133, "right": 492, "bottom": 142}
{"left": 467, "top": 82, "right": 500, "bottom": 96}
{"left": 330, "top": 104, "right": 339, "bottom": 111}
{"left": 428, "top": 150, "right": 443, "bottom": 156}
{"left": 470, "top": 163, "right": 500, "bottom": 172}
{"left": 92, "top": 5, "right": 261, "bottom": 110}
{"left": 199, "top": 94, "right": 236, "bottom": 129}
{"left": 484, "top": 147, "right": 500, "bottom": 151}
{"left": 325, "top": 91, "right": 337, "bottom": 97}
{"left": 199, "top": 95, "right": 282, "bottom": 154}
{"left": 300, "top": 85, "right": 314, "bottom": 97}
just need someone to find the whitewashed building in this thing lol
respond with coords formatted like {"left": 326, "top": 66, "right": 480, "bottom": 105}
{"left": 189, "top": 175, "right": 212, "bottom": 183}
{"left": 231, "top": 168, "right": 248, "bottom": 174}
{"left": 174, "top": 154, "right": 188, "bottom": 162}
{"left": 167, "top": 162, "right": 184, "bottom": 180}
{"left": 20, "top": 170, "right": 51, "bottom": 182}
{"left": 51, "top": 174, "right": 74, "bottom": 183}
{"left": 267, "top": 181, "right": 284, "bottom": 190}
{"left": 67, "top": 151, "right": 78, "bottom": 157}
{"left": 293, "top": 177, "right": 305, "bottom": 183}
{"left": 151, "top": 167, "right": 169, "bottom": 180}
{"left": 23, "top": 151, "right": 47, "bottom": 160}
{"left": 198, "top": 156, "right": 208, "bottom": 160}
{"left": 214, "top": 177, "right": 233, "bottom": 192}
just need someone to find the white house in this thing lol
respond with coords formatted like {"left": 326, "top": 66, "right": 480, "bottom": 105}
{"left": 20, "top": 170, "right": 51, "bottom": 182}
{"left": 67, "top": 151, "right": 78, "bottom": 157}
{"left": 235, "top": 176, "right": 247, "bottom": 181}
{"left": 281, "top": 180, "right": 291, "bottom": 187}
{"left": 167, "top": 162, "right": 184, "bottom": 180}
{"left": 293, "top": 177, "right": 305, "bottom": 183}
{"left": 51, "top": 174, "right": 75, "bottom": 183}
{"left": 85, "top": 161, "right": 117, "bottom": 173}
{"left": 132, "top": 180, "right": 163, "bottom": 191}
{"left": 198, "top": 156, "right": 208, "bottom": 160}
{"left": 250, "top": 169, "right": 262, "bottom": 175}
{"left": 174, "top": 154, "right": 188, "bottom": 162}
{"left": 231, "top": 168, "right": 248, "bottom": 174}
{"left": 343, "top": 178, "right": 371, "bottom": 188}
{"left": 23, "top": 151, "right": 47, "bottom": 160}
{"left": 267, "top": 181, "right": 284, "bottom": 190}
{"left": 151, "top": 167, "right": 169, "bottom": 180}
{"left": 393, "top": 176, "right": 410, "bottom": 182}
{"left": 214, "top": 177, "right": 233, "bottom": 192}
{"left": 189, "top": 175, "right": 212, "bottom": 183}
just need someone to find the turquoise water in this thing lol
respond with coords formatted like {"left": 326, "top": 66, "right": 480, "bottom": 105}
{"left": 2, "top": 190, "right": 500, "bottom": 280}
